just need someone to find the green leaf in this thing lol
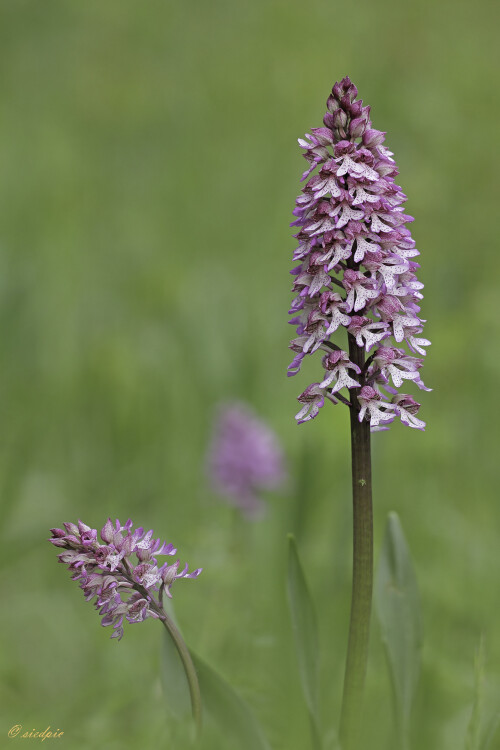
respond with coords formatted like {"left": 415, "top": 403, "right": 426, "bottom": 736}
{"left": 160, "top": 602, "right": 270, "bottom": 749}
{"left": 464, "top": 636, "right": 500, "bottom": 750}
{"left": 375, "top": 512, "right": 423, "bottom": 749}
{"left": 287, "top": 534, "right": 322, "bottom": 748}
{"left": 481, "top": 710, "right": 500, "bottom": 750}
{"left": 159, "top": 600, "right": 193, "bottom": 725}
{"left": 191, "top": 651, "right": 272, "bottom": 750}
{"left": 465, "top": 637, "right": 485, "bottom": 750}
{"left": 160, "top": 626, "right": 192, "bottom": 721}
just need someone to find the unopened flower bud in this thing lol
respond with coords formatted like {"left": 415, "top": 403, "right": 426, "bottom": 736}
{"left": 326, "top": 94, "right": 340, "bottom": 113}
{"left": 349, "top": 100, "right": 363, "bottom": 118}
{"left": 332, "top": 108, "right": 348, "bottom": 129}
{"left": 349, "top": 116, "right": 367, "bottom": 138}
{"left": 323, "top": 112, "right": 335, "bottom": 129}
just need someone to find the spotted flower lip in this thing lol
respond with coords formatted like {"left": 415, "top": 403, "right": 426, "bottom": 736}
{"left": 288, "top": 76, "right": 430, "bottom": 430}
{"left": 295, "top": 383, "right": 327, "bottom": 424}
{"left": 49, "top": 519, "right": 201, "bottom": 641}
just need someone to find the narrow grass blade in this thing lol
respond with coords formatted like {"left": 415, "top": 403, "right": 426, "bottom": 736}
{"left": 375, "top": 512, "right": 423, "bottom": 749}
{"left": 287, "top": 534, "right": 322, "bottom": 749}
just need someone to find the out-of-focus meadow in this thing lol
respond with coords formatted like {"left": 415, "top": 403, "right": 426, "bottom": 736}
{"left": 0, "top": 1, "right": 499, "bottom": 748}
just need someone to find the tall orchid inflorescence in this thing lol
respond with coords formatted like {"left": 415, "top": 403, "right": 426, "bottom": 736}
{"left": 288, "top": 77, "right": 430, "bottom": 430}
{"left": 50, "top": 519, "right": 202, "bottom": 641}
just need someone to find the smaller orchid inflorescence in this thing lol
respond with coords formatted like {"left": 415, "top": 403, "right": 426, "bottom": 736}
{"left": 208, "top": 401, "right": 287, "bottom": 518}
{"left": 50, "top": 519, "right": 202, "bottom": 641}
{"left": 288, "top": 77, "right": 430, "bottom": 430}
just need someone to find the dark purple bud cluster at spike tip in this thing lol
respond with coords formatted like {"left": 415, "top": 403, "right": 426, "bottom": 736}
{"left": 288, "top": 77, "right": 430, "bottom": 430}
{"left": 49, "top": 519, "right": 201, "bottom": 641}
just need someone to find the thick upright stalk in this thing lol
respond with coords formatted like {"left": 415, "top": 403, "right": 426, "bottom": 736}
{"left": 339, "top": 335, "right": 373, "bottom": 750}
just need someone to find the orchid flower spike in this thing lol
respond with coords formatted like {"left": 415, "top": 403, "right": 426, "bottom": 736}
{"left": 49, "top": 518, "right": 201, "bottom": 641}
{"left": 288, "top": 77, "right": 430, "bottom": 430}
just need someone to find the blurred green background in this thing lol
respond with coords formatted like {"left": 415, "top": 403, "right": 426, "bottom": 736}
{"left": 0, "top": 0, "right": 499, "bottom": 748}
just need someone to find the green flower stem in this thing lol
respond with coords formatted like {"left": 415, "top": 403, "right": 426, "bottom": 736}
{"left": 339, "top": 334, "right": 373, "bottom": 750}
{"left": 124, "top": 564, "right": 202, "bottom": 739}
{"left": 159, "top": 610, "right": 203, "bottom": 738}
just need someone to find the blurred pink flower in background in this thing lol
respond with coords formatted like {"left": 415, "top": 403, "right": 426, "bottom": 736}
{"left": 207, "top": 402, "right": 287, "bottom": 519}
